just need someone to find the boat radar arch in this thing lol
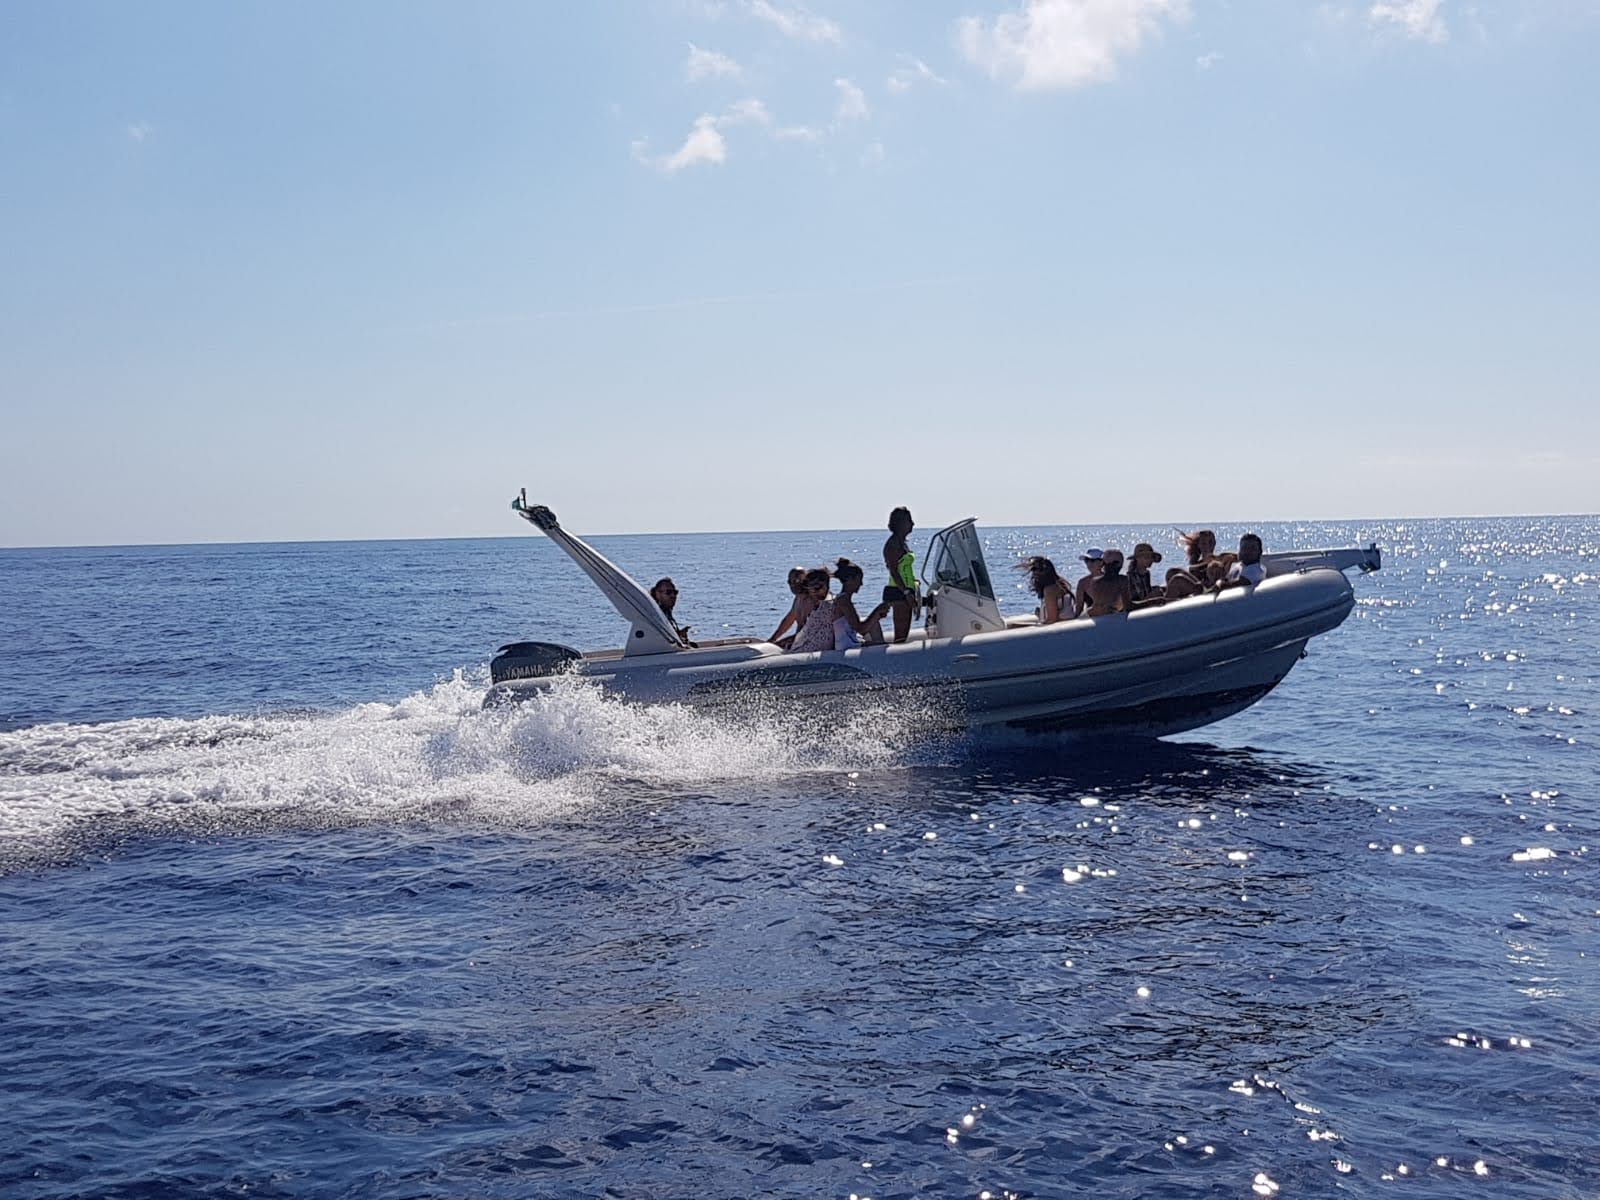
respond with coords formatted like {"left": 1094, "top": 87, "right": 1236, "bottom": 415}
{"left": 511, "top": 495, "right": 686, "bottom": 656}
{"left": 923, "top": 518, "right": 1007, "bottom": 638}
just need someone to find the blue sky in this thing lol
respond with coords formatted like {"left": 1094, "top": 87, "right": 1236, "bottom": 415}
{"left": 2, "top": 0, "right": 1596, "bottom": 546}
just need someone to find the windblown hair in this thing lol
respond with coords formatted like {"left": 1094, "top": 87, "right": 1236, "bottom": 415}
{"left": 1177, "top": 529, "right": 1217, "bottom": 564}
{"left": 833, "top": 557, "right": 864, "bottom": 586}
{"left": 888, "top": 506, "right": 913, "bottom": 532}
{"left": 1018, "top": 555, "right": 1062, "bottom": 596}
{"left": 801, "top": 566, "right": 831, "bottom": 590}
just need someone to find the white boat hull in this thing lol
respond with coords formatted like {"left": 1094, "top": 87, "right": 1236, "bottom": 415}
{"left": 489, "top": 568, "right": 1357, "bottom": 739}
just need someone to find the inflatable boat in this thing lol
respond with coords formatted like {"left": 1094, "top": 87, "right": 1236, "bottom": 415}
{"left": 487, "top": 498, "right": 1381, "bottom": 738}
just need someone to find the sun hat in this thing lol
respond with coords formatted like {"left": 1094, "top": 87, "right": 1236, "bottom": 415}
{"left": 1132, "top": 542, "right": 1163, "bottom": 563}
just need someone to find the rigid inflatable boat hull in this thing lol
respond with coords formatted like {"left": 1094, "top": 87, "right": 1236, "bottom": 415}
{"left": 488, "top": 569, "right": 1355, "bottom": 738}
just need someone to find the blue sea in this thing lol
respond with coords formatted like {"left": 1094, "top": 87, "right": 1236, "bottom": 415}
{"left": 1, "top": 517, "right": 1596, "bottom": 1199}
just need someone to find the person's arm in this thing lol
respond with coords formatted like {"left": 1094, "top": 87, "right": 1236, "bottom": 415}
{"left": 768, "top": 600, "right": 799, "bottom": 643}
{"left": 1211, "top": 565, "right": 1252, "bottom": 592}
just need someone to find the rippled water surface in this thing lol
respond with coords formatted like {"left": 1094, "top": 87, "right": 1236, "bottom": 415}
{"left": 2, "top": 517, "right": 1597, "bottom": 1198}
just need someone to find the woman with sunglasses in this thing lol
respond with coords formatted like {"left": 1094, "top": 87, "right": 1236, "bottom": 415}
{"left": 786, "top": 567, "right": 838, "bottom": 654}
{"left": 650, "top": 577, "right": 697, "bottom": 647}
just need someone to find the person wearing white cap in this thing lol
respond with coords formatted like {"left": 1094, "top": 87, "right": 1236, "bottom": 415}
{"left": 1071, "top": 548, "right": 1104, "bottom": 618}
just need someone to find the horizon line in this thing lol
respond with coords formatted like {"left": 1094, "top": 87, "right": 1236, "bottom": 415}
{"left": 4, "top": 510, "right": 1597, "bottom": 553}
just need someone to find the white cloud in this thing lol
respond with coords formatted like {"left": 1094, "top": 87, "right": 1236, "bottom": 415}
{"left": 653, "top": 98, "right": 771, "bottom": 171}
{"left": 1195, "top": 49, "right": 1223, "bottom": 68}
{"left": 721, "top": 97, "right": 772, "bottom": 125}
{"left": 685, "top": 43, "right": 743, "bottom": 81}
{"left": 957, "top": 0, "right": 1190, "bottom": 90}
{"left": 774, "top": 125, "right": 823, "bottom": 141}
{"left": 663, "top": 115, "right": 728, "bottom": 171}
{"left": 744, "top": 0, "right": 841, "bottom": 43}
{"left": 833, "top": 77, "right": 869, "bottom": 122}
{"left": 127, "top": 121, "right": 153, "bottom": 142}
{"left": 886, "top": 57, "right": 948, "bottom": 93}
{"left": 1369, "top": 0, "right": 1449, "bottom": 42}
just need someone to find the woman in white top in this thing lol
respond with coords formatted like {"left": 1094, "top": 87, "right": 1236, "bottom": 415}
{"left": 831, "top": 558, "right": 885, "bottom": 648}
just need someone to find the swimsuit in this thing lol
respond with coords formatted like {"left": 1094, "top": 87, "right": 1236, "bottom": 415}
{"left": 882, "top": 548, "right": 916, "bottom": 603}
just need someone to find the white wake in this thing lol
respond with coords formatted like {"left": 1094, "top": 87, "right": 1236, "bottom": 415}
{"left": 0, "top": 672, "right": 917, "bottom": 864}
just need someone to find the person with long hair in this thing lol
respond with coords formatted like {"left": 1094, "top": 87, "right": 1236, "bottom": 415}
{"left": 1164, "top": 529, "right": 1221, "bottom": 600}
{"left": 786, "top": 567, "right": 838, "bottom": 654}
{"left": 1019, "top": 555, "right": 1073, "bottom": 624}
{"left": 1128, "top": 542, "right": 1165, "bottom": 607}
{"left": 831, "top": 558, "right": 886, "bottom": 647}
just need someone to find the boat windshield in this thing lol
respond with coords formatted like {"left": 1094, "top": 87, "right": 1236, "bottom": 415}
{"left": 925, "top": 519, "right": 995, "bottom": 600}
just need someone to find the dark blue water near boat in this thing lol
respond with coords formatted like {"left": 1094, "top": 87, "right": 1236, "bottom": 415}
{"left": 1, "top": 517, "right": 1596, "bottom": 1199}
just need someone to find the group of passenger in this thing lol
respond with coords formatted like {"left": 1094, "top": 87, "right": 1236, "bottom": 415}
{"left": 1018, "top": 529, "right": 1266, "bottom": 624}
{"left": 767, "top": 507, "right": 922, "bottom": 652}
{"left": 649, "top": 514, "right": 1270, "bottom": 653}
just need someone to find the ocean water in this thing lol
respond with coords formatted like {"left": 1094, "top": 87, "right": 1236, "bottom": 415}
{"left": 1, "top": 517, "right": 1596, "bottom": 1199}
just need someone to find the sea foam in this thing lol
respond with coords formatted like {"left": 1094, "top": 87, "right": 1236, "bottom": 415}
{"left": 0, "top": 671, "right": 914, "bottom": 865}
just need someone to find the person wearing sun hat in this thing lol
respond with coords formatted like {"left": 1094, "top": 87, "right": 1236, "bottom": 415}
{"left": 1128, "top": 542, "right": 1164, "bottom": 605}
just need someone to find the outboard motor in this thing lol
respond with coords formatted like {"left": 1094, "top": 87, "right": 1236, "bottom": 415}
{"left": 489, "top": 641, "right": 582, "bottom": 684}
